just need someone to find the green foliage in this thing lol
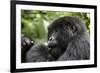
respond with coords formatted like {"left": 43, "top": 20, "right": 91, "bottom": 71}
{"left": 21, "top": 10, "right": 90, "bottom": 43}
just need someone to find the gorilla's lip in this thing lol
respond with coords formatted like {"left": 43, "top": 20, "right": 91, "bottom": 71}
{"left": 48, "top": 41, "right": 57, "bottom": 49}
{"left": 48, "top": 44, "right": 57, "bottom": 49}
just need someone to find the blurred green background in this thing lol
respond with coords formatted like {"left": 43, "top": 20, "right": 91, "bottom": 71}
{"left": 21, "top": 10, "right": 90, "bottom": 44}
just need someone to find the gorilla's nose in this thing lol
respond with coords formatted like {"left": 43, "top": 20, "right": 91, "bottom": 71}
{"left": 48, "top": 43, "right": 55, "bottom": 48}
{"left": 49, "top": 37, "right": 54, "bottom": 41}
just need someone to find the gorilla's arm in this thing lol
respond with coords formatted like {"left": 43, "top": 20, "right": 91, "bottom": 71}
{"left": 58, "top": 33, "right": 90, "bottom": 61}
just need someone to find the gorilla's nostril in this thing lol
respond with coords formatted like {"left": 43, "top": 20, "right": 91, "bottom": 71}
{"left": 49, "top": 38, "right": 52, "bottom": 41}
{"left": 49, "top": 36, "right": 55, "bottom": 41}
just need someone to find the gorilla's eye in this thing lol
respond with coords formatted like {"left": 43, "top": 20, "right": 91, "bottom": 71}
{"left": 70, "top": 26, "right": 76, "bottom": 33}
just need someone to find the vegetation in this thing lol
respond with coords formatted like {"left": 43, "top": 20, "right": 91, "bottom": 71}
{"left": 21, "top": 10, "right": 90, "bottom": 43}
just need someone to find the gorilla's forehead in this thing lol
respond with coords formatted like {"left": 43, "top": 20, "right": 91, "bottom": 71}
{"left": 48, "top": 16, "right": 87, "bottom": 32}
{"left": 48, "top": 16, "right": 77, "bottom": 28}
{"left": 48, "top": 17, "right": 68, "bottom": 30}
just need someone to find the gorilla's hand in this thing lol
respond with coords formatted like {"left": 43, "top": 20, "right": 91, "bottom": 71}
{"left": 21, "top": 36, "right": 34, "bottom": 51}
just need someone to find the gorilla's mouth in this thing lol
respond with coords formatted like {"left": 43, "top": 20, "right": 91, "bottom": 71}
{"left": 47, "top": 39, "right": 58, "bottom": 49}
{"left": 48, "top": 42, "right": 57, "bottom": 49}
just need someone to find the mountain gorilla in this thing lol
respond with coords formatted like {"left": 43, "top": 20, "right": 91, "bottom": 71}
{"left": 48, "top": 16, "right": 90, "bottom": 61}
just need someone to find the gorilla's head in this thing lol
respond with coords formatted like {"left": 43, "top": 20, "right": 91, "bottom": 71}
{"left": 47, "top": 16, "right": 87, "bottom": 59}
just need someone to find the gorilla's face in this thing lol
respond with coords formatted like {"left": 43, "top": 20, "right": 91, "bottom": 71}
{"left": 47, "top": 21, "right": 76, "bottom": 59}
{"left": 48, "top": 22, "right": 76, "bottom": 49}
{"left": 48, "top": 26, "right": 71, "bottom": 59}
{"left": 48, "top": 28, "right": 59, "bottom": 48}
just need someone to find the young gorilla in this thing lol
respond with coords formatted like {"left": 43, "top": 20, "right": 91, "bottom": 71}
{"left": 21, "top": 36, "right": 54, "bottom": 62}
{"left": 26, "top": 43, "right": 54, "bottom": 62}
{"left": 48, "top": 16, "right": 90, "bottom": 61}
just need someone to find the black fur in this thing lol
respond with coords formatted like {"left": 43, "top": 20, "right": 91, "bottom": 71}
{"left": 26, "top": 43, "right": 54, "bottom": 62}
{"left": 48, "top": 16, "right": 90, "bottom": 61}
{"left": 21, "top": 36, "right": 34, "bottom": 62}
